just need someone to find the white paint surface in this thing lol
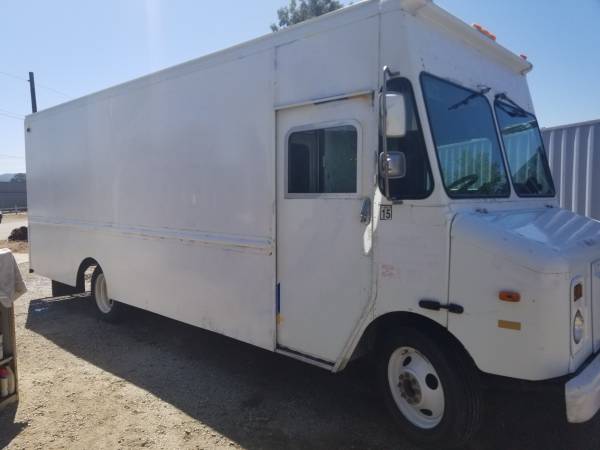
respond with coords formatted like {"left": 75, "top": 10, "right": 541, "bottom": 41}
{"left": 24, "top": 0, "right": 600, "bottom": 402}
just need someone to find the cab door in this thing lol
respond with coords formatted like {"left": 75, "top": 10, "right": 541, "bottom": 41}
{"left": 276, "top": 94, "right": 375, "bottom": 364}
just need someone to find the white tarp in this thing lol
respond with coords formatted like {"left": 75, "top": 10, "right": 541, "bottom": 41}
{"left": 0, "top": 249, "right": 26, "bottom": 308}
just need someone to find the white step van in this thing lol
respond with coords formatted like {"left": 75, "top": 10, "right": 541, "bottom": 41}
{"left": 24, "top": 0, "right": 600, "bottom": 447}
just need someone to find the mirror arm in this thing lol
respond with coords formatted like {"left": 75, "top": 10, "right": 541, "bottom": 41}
{"left": 381, "top": 66, "right": 399, "bottom": 200}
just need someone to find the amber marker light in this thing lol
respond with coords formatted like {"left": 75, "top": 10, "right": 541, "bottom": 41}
{"left": 499, "top": 291, "right": 521, "bottom": 303}
{"left": 472, "top": 23, "right": 497, "bottom": 41}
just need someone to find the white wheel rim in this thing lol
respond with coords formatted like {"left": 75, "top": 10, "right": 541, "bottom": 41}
{"left": 388, "top": 346, "right": 445, "bottom": 429}
{"left": 94, "top": 273, "right": 113, "bottom": 314}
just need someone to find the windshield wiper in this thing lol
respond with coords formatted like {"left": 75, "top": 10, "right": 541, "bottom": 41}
{"left": 495, "top": 93, "right": 530, "bottom": 118}
{"left": 448, "top": 86, "right": 491, "bottom": 110}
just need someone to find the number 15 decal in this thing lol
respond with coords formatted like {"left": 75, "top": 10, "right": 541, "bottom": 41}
{"left": 380, "top": 205, "right": 392, "bottom": 221}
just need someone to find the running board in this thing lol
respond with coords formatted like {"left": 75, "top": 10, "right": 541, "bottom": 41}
{"left": 276, "top": 346, "right": 335, "bottom": 371}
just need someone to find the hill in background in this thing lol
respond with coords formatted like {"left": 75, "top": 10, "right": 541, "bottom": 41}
{"left": 0, "top": 173, "right": 26, "bottom": 182}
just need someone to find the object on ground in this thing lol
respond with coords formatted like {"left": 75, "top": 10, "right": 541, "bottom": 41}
{"left": 0, "top": 302, "right": 18, "bottom": 408}
{"left": 0, "top": 249, "right": 23, "bottom": 409}
{"left": 0, "top": 249, "right": 26, "bottom": 308}
{"left": 7, "top": 226, "right": 27, "bottom": 242}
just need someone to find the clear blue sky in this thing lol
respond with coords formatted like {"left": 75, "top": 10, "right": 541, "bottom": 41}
{"left": 1, "top": 0, "right": 598, "bottom": 173}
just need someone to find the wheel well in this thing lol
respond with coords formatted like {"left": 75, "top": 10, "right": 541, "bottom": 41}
{"left": 76, "top": 257, "right": 100, "bottom": 292}
{"left": 348, "top": 312, "right": 473, "bottom": 367}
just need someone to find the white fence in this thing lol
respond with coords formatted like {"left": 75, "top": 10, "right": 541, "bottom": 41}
{"left": 438, "top": 138, "right": 493, "bottom": 188}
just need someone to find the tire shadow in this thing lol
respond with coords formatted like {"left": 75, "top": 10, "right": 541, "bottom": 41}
{"left": 0, "top": 404, "right": 28, "bottom": 448}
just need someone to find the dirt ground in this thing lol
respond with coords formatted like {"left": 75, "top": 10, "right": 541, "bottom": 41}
{"left": 2, "top": 252, "right": 600, "bottom": 449}
{"left": 0, "top": 240, "right": 27, "bottom": 255}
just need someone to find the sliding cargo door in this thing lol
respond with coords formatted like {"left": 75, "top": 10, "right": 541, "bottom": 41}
{"left": 276, "top": 95, "right": 375, "bottom": 364}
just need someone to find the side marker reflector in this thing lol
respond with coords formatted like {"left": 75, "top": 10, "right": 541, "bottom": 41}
{"left": 498, "top": 320, "right": 521, "bottom": 331}
{"left": 499, "top": 291, "right": 521, "bottom": 302}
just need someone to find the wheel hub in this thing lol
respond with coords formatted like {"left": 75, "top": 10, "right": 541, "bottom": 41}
{"left": 398, "top": 372, "right": 422, "bottom": 405}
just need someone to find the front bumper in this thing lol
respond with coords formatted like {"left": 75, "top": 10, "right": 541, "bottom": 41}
{"left": 566, "top": 351, "right": 600, "bottom": 423}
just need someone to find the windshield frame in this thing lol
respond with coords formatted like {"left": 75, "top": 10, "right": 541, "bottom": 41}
{"left": 419, "top": 72, "right": 512, "bottom": 200}
{"left": 493, "top": 97, "right": 556, "bottom": 198}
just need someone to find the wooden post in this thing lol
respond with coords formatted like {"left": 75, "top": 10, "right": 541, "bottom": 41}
{"left": 0, "top": 305, "right": 18, "bottom": 410}
{"left": 28, "top": 72, "right": 37, "bottom": 114}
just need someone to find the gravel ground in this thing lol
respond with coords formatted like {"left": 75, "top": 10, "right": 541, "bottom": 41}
{"left": 2, "top": 259, "right": 600, "bottom": 449}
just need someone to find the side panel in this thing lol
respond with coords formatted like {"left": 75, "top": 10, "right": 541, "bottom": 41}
{"left": 448, "top": 213, "right": 572, "bottom": 380}
{"left": 26, "top": 49, "right": 277, "bottom": 350}
{"left": 275, "top": 14, "right": 379, "bottom": 107}
{"left": 373, "top": 204, "right": 451, "bottom": 327}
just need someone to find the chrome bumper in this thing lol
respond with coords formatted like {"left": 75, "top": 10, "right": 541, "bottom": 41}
{"left": 566, "top": 352, "right": 600, "bottom": 423}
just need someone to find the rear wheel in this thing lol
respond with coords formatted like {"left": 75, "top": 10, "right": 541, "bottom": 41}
{"left": 91, "top": 267, "right": 126, "bottom": 322}
{"left": 378, "top": 327, "right": 482, "bottom": 449}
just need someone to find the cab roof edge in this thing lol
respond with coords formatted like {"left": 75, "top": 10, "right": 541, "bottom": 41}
{"left": 394, "top": 0, "right": 534, "bottom": 75}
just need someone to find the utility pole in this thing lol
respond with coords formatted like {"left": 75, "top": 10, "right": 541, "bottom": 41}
{"left": 28, "top": 72, "right": 37, "bottom": 113}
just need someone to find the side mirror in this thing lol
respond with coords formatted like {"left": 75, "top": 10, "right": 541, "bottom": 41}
{"left": 386, "top": 93, "right": 407, "bottom": 138}
{"left": 379, "top": 151, "right": 406, "bottom": 179}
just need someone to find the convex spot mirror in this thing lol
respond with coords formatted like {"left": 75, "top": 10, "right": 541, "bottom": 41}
{"left": 386, "top": 93, "right": 407, "bottom": 138}
{"left": 379, "top": 151, "right": 406, "bottom": 179}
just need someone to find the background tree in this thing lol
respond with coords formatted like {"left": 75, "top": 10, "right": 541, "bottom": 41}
{"left": 271, "top": 0, "right": 343, "bottom": 32}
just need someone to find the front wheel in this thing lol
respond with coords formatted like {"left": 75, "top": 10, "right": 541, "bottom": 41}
{"left": 91, "top": 267, "right": 127, "bottom": 323}
{"left": 378, "top": 327, "right": 482, "bottom": 449}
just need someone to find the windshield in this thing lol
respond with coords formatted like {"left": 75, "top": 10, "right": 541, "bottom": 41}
{"left": 494, "top": 98, "right": 555, "bottom": 197}
{"left": 421, "top": 74, "right": 510, "bottom": 198}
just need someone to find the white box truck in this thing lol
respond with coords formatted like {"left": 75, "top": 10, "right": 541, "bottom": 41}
{"left": 24, "top": 0, "right": 600, "bottom": 447}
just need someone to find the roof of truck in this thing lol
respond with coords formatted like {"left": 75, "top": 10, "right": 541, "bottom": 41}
{"left": 26, "top": 0, "right": 532, "bottom": 120}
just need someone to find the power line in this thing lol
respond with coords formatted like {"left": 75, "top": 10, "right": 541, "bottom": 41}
{"left": 0, "top": 112, "right": 24, "bottom": 121}
{"left": 0, "top": 154, "right": 24, "bottom": 160}
{"left": 37, "top": 83, "right": 70, "bottom": 99}
{"left": 0, "top": 70, "right": 71, "bottom": 98}
{"left": 0, "top": 71, "right": 27, "bottom": 82}
{"left": 0, "top": 108, "right": 25, "bottom": 118}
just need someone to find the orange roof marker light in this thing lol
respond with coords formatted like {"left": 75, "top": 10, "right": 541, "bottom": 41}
{"left": 499, "top": 291, "right": 521, "bottom": 303}
{"left": 472, "top": 23, "right": 497, "bottom": 41}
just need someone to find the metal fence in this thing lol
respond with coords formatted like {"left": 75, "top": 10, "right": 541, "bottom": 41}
{"left": 0, "top": 182, "right": 27, "bottom": 211}
{"left": 438, "top": 138, "right": 493, "bottom": 188}
{"left": 541, "top": 119, "right": 600, "bottom": 220}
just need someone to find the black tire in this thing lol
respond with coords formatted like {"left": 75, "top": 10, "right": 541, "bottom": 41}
{"left": 377, "top": 327, "right": 482, "bottom": 449}
{"left": 90, "top": 267, "right": 127, "bottom": 323}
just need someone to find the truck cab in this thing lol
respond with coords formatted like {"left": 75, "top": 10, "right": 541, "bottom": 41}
{"left": 356, "top": 2, "right": 600, "bottom": 446}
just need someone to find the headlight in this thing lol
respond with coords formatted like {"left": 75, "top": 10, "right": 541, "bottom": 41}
{"left": 573, "top": 310, "right": 585, "bottom": 344}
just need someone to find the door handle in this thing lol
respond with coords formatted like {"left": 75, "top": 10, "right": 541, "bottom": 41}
{"left": 419, "top": 299, "right": 464, "bottom": 315}
{"left": 360, "top": 197, "right": 371, "bottom": 224}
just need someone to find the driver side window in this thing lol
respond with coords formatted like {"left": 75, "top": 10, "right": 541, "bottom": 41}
{"left": 381, "top": 78, "right": 433, "bottom": 200}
